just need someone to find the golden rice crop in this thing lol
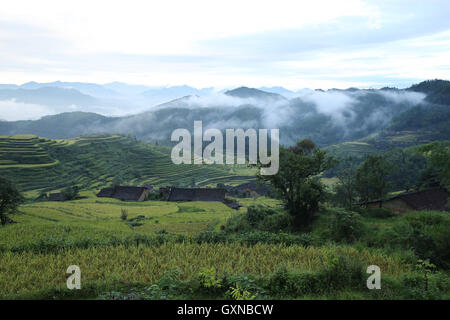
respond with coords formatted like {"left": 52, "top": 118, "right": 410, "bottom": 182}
{"left": 0, "top": 242, "right": 411, "bottom": 297}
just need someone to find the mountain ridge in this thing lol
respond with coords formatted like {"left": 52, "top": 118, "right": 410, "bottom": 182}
{"left": 0, "top": 79, "right": 448, "bottom": 148}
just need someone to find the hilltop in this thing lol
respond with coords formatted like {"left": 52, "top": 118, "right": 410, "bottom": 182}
{"left": 0, "top": 79, "right": 449, "bottom": 148}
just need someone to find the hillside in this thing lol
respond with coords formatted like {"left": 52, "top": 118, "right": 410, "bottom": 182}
{"left": 0, "top": 87, "right": 98, "bottom": 107}
{"left": 0, "top": 134, "right": 253, "bottom": 194}
{"left": 0, "top": 80, "right": 449, "bottom": 149}
{"left": 224, "top": 87, "right": 285, "bottom": 99}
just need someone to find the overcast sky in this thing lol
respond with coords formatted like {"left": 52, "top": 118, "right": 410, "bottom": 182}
{"left": 1, "top": 0, "right": 449, "bottom": 90}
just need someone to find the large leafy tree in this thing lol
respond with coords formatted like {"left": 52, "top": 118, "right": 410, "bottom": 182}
{"left": 333, "top": 157, "right": 358, "bottom": 209}
{"left": 419, "top": 141, "right": 450, "bottom": 188}
{"left": 61, "top": 186, "right": 80, "bottom": 201}
{"left": 258, "top": 139, "right": 335, "bottom": 228}
{"left": 355, "top": 155, "right": 391, "bottom": 206}
{"left": 0, "top": 178, "right": 24, "bottom": 225}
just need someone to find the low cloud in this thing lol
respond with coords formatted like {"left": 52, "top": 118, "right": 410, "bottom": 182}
{"left": 0, "top": 99, "right": 56, "bottom": 121}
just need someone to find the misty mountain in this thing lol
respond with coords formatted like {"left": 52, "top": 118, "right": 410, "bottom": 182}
{"left": 0, "top": 112, "right": 114, "bottom": 139}
{"left": 1, "top": 80, "right": 449, "bottom": 147}
{"left": 103, "top": 82, "right": 153, "bottom": 96}
{"left": 0, "top": 87, "right": 98, "bottom": 108}
{"left": 0, "top": 81, "right": 222, "bottom": 120}
{"left": 408, "top": 79, "right": 450, "bottom": 105}
{"left": 140, "top": 85, "right": 215, "bottom": 106}
{"left": 19, "top": 81, "right": 120, "bottom": 98}
{"left": 225, "top": 87, "right": 285, "bottom": 99}
{"left": 258, "top": 87, "right": 314, "bottom": 99}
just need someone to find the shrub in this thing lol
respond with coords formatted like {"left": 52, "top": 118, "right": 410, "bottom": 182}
{"left": 224, "top": 205, "right": 291, "bottom": 233}
{"left": 229, "top": 283, "right": 257, "bottom": 300}
{"left": 199, "top": 267, "right": 222, "bottom": 290}
{"left": 266, "top": 267, "right": 319, "bottom": 297}
{"left": 259, "top": 212, "right": 292, "bottom": 232}
{"left": 120, "top": 209, "right": 128, "bottom": 221}
{"left": 318, "top": 252, "right": 365, "bottom": 292}
{"left": 359, "top": 207, "right": 395, "bottom": 219}
{"left": 368, "top": 211, "right": 450, "bottom": 269}
{"left": 246, "top": 205, "right": 276, "bottom": 226}
{"left": 330, "top": 210, "right": 364, "bottom": 243}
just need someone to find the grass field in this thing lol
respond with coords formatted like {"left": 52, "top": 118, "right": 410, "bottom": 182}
{"left": 2, "top": 190, "right": 448, "bottom": 300}
{"left": 1, "top": 134, "right": 448, "bottom": 300}
{"left": 0, "top": 242, "right": 412, "bottom": 299}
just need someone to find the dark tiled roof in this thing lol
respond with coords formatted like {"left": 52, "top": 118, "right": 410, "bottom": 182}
{"left": 96, "top": 186, "right": 148, "bottom": 201}
{"left": 113, "top": 186, "right": 148, "bottom": 201}
{"left": 394, "top": 188, "right": 449, "bottom": 211}
{"left": 49, "top": 193, "right": 64, "bottom": 201}
{"left": 362, "top": 188, "right": 449, "bottom": 212}
{"left": 167, "top": 188, "right": 226, "bottom": 202}
{"left": 97, "top": 187, "right": 115, "bottom": 197}
{"left": 226, "top": 181, "right": 272, "bottom": 197}
{"left": 141, "top": 184, "right": 154, "bottom": 191}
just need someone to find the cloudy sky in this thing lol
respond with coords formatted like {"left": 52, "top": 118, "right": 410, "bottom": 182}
{"left": 1, "top": 0, "right": 449, "bottom": 90}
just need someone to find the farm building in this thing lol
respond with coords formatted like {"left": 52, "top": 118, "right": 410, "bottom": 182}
{"left": 97, "top": 186, "right": 149, "bottom": 201}
{"left": 225, "top": 181, "right": 273, "bottom": 198}
{"left": 159, "top": 187, "right": 171, "bottom": 199}
{"left": 140, "top": 184, "right": 155, "bottom": 193}
{"left": 166, "top": 187, "right": 226, "bottom": 202}
{"left": 364, "top": 188, "right": 449, "bottom": 213}
{"left": 96, "top": 187, "right": 115, "bottom": 198}
{"left": 49, "top": 193, "right": 65, "bottom": 201}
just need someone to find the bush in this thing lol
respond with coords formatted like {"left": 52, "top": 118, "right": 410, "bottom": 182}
{"left": 266, "top": 267, "right": 320, "bottom": 297}
{"left": 259, "top": 212, "right": 292, "bottom": 232}
{"left": 265, "top": 253, "right": 365, "bottom": 298}
{"left": 246, "top": 205, "right": 276, "bottom": 226}
{"left": 318, "top": 252, "right": 365, "bottom": 292}
{"left": 330, "top": 210, "right": 364, "bottom": 243}
{"left": 358, "top": 207, "right": 395, "bottom": 219}
{"left": 369, "top": 211, "right": 450, "bottom": 269}
{"left": 223, "top": 205, "right": 291, "bottom": 233}
{"left": 120, "top": 209, "right": 128, "bottom": 221}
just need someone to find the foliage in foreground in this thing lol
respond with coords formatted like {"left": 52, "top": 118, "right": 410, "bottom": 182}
{"left": 2, "top": 241, "right": 443, "bottom": 299}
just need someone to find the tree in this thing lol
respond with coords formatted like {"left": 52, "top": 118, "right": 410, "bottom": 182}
{"left": 61, "top": 186, "right": 80, "bottom": 201}
{"left": 419, "top": 141, "right": 450, "bottom": 188}
{"left": 112, "top": 176, "right": 124, "bottom": 188}
{"left": 0, "top": 178, "right": 24, "bottom": 225}
{"left": 258, "top": 139, "right": 335, "bottom": 228}
{"left": 355, "top": 155, "right": 391, "bottom": 207}
{"left": 383, "top": 148, "right": 427, "bottom": 192}
{"left": 333, "top": 158, "right": 358, "bottom": 209}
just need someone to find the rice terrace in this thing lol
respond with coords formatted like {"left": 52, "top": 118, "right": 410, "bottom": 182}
{"left": 1, "top": 1, "right": 450, "bottom": 308}
{"left": 1, "top": 126, "right": 449, "bottom": 300}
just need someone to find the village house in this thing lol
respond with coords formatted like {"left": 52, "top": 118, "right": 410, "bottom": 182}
{"left": 49, "top": 193, "right": 65, "bottom": 201}
{"left": 363, "top": 188, "right": 449, "bottom": 213}
{"left": 140, "top": 184, "right": 155, "bottom": 193}
{"left": 97, "top": 186, "right": 149, "bottom": 201}
{"left": 166, "top": 187, "right": 226, "bottom": 202}
{"left": 225, "top": 181, "right": 273, "bottom": 198}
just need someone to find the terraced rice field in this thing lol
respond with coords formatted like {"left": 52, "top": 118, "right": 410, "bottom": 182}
{"left": 0, "top": 134, "right": 254, "bottom": 193}
{"left": 2, "top": 190, "right": 237, "bottom": 243}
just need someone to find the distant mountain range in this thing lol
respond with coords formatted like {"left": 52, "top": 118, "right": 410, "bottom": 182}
{"left": 0, "top": 81, "right": 222, "bottom": 119}
{"left": 0, "top": 81, "right": 319, "bottom": 120}
{"left": 1, "top": 79, "right": 449, "bottom": 148}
